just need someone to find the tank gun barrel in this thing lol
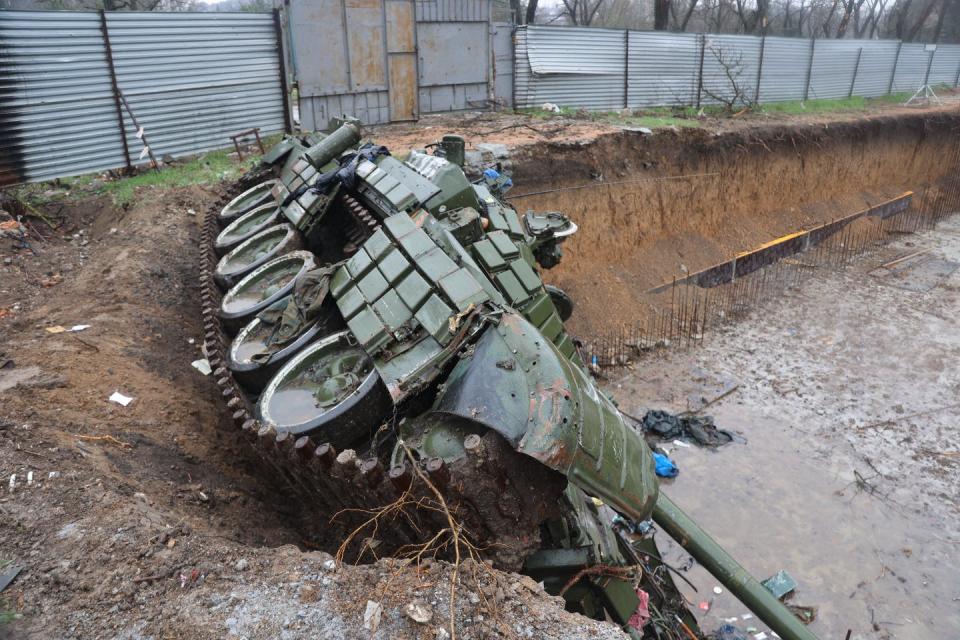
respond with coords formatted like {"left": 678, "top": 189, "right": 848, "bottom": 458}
{"left": 652, "top": 492, "right": 819, "bottom": 640}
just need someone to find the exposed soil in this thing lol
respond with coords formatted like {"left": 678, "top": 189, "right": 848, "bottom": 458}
{"left": 510, "top": 112, "right": 960, "bottom": 338}
{"left": 0, "top": 187, "right": 625, "bottom": 639}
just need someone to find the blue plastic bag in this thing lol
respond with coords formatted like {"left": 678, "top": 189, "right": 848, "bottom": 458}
{"left": 653, "top": 452, "right": 678, "bottom": 478}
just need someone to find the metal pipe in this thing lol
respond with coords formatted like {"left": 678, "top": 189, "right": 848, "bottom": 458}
{"left": 652, "top": 492, "right": 819, "bottom": 640}
{"left": 304, "top": 121, "right": 361, "bottom": 167}
{"left": 273, "top": 8, "right": 293, "bottom": 134}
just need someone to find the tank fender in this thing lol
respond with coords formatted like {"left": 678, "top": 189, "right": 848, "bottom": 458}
{"left": 429, "top": 312, "right": 659, "bottom": 521}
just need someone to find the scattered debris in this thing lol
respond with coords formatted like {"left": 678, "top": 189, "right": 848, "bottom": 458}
{"left": 540, "top": 102, "right": 561, "bottom": 113}
{"left": 72, "top": 434, "right": 133, "bottom": 449}
{"left": 191, "top": 358, "right": 212, "bottom": 375}
{"left": 108, "top": 391, "right": 134, "bottom": 406}
{"left": 639, "top": 410, "right": 735, "bottom": 447}
{"left": 404, "top": 599, "right": 433, "bottom": 624}
{"left": 0, "top": 563, "right": 22, "bottom": 593}
{"left": 45, "top": 324, "right": 90, "bottom": 334}
{"left": 761, "top": 570, "right": 797, "bottom": 600}
{"left": 653, "top": 451, "right": 679, "bottom": 478}
{"left": 362, "top": 599, "right": 383, "bottom": 632}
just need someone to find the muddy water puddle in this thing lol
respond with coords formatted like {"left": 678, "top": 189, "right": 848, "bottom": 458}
{"left": 603, "top": 216, "right": 960, "bottom": 639}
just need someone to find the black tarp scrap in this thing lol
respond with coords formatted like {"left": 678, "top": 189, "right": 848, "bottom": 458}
{"left": 639, "top": 410, "right": 735, "bottom": 447}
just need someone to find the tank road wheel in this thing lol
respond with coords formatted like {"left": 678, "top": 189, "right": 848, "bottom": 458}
{"left": 227, "top": 298, "right": 347, "bottom": 393}
{"left": 257, "top": 331, "right": 391, "bottom": 448}
{"left": 219, "top": 251, "right": 317, "bottom": 334}
{"left": 218, "top": 179, "right": 278, "bottom": 225}
{"left": 214, "top": 203, "right": 282, "bottom": 256}
{"left": 214, "top": 223, "right": 302, "bottom": 290}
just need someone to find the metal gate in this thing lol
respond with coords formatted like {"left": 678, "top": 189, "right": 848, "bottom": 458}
{"left": 290, "top": 0, "right": 513, "bottom": 128}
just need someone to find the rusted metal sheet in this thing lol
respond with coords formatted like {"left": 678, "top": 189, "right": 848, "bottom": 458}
{"left": 385, "top": 0, "right": 418, "bottom": 122}
{"left": 386, "top": 0, "right": 415, "bottom": 52}
{"left": 388, "top": 54, "right": 418, "bottom": 122}
{"left": 345, "top": 0, "right": 387, "bottom": 91}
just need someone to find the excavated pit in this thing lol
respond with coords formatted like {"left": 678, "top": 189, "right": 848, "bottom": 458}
{"left": 505, "top": 113, "right": 960, "bottom": 340}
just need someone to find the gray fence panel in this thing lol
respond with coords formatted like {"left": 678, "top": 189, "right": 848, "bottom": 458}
{"left": 415, "top": 0, "right": 489, "bottom": 22}
{"left": 300, "top": 92, "right": 390, "bottom": 130}
{"left": 701, "top": 34, "right": 760, "bottom": 106}
{"left": 0, "top": 9, "right": 286, "bottom": 186}
{"left": 417, "top": 20, "right": 488, "bottom": 111}
{"left": 514, "top": 26, "right": 532, "bottom": 107}
{"left": 627, "top": 31, "right": 698, "bottom": 107}
{"left": 757, "top": 37, "right": 810, "bottom": 102}
{"left": 893, "top": 43, "right": 931, "bottom": 92}
{"left": 808, "top": 39, "right": 862, "bottom": 100}
{"left": 852, "top": 40, "right": 900, "bottom": 97}
{"left": 0, "top": 11, "right": 127, "bottom": 184}
{"left": 105, "top": 12, "right": 285, "bottom": 163}
{"left": 492, "top": 22, "right": 513, "bottom": 107}
{"left": 928, "top": 45, "right": 960, "bottom": 85}
{"left": 521, "top": 25, "right": 626, "bottom": 110}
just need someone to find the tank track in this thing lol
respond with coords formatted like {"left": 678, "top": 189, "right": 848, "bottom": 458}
{"left": 199, "top": 188, "right": 565, "bottom": 570}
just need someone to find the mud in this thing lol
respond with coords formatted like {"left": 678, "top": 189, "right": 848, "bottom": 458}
{"left": 608, "top": 215, "right": 960, "bottom": 639}
{"left": 503, "top": 113, "right": 960, "bottom": 338}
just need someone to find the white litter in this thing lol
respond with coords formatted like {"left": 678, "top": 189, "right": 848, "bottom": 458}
{"left": 187, "top": 208, "right": 197, "bottom": 216}
{"left": 724, "top": 617, "right": 739, "bottom": 623}
{"left": 48, "top": 471, "right": 60, "bottom": 479}
{"left": 8, "top": 474, "right": 15, "bottom": 492}
{"left": 69, "top": 325, "right": 90, "bottom": 332}
{"left": 741, "top": 613, "right": 754, "bottom": 620}
{"left": 139, "top": 146, "right": 150, "bottom": 160}
{"left": 673, "top": 440, "right": 692, "bottom": 448}
{"left": 191, "top": 359, "right": 212, "bottom": 376}
{"left": 754, "top": 633, "right": 768, "bottom": 640}
{"left": 363, "top": 600, "right": 383, "bottom": 632}
{"left": 109, "top": 391, "right": 134, "bottom": 406}
{"left": 136, "top": 127, "right": 145, "bottom": 139}
{"left": 540, "top": 102, "right": 561, "bottom": 113}
{"left": 713, "top": 586, "right": 723, "bottom": 595}
{"left": 26, "top": 471, "right": 33, "bottom": 485}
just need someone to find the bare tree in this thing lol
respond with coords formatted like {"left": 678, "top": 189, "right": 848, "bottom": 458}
{"left": 654, "top": 0, "right": 671, "bottom": 28}
{"left": 559, "top": 0, "right": 607, "bottom": 24}
{"left": 701, "top": 42, "right": 757, "bottom": 111}
{"left": 526, "top": 0, "right": 541, "bottom": 24}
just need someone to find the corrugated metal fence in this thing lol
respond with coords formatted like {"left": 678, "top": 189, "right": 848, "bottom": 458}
{"left": 0, "top": 10, "right": 288, "bottom": 186}
{"left": 515, "top": 25, "right": 960, "bottom": 110}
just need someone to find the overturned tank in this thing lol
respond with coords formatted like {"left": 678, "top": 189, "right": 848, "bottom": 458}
{"left": 199, "top": 120, "right": 818, "bottom": 640}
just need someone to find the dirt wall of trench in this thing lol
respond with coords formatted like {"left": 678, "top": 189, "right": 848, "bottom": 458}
{"left": 505, "top": 113, "right": 960, "bottom": 337}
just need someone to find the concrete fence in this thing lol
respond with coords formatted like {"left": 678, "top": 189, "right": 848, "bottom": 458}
{"left": 514, "top": 25, "right": 960, "bottom": 110}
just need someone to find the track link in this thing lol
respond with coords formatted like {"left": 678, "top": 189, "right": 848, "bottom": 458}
{"left": 200, "top": 189, "right": 563, "bottom": 568}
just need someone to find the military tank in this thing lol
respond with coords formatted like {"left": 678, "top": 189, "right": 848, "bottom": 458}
{"left": 199, "top": 120, "right": 819, "bottom": 640}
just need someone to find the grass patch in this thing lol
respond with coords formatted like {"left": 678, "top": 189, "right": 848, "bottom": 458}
{"left": 12, "top": 134, "right": 284, "bottom": 208}
{"left": 758, "top": 92, "right": 913, "bottom": 114}
{"left": 518, "top": 90, "right": 926, "bottom": 124}
{"left": 517, "top": 106, "right": 700, "bottom": 129}
{"left": 97, "top": 149, "right": 260, "bottom": 207}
